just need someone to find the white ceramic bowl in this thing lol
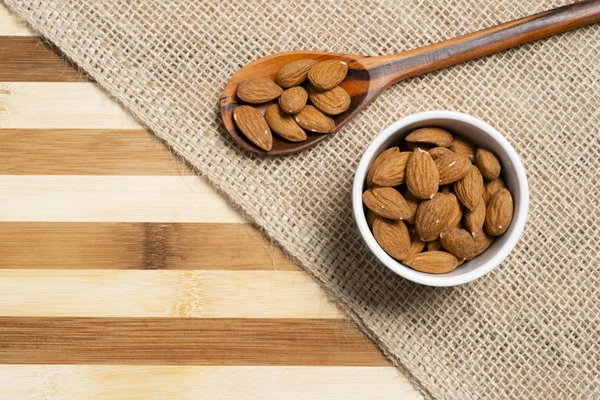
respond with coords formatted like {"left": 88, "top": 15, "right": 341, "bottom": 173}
{"left": 352, "top": 111, "right": 529, "bottom": 287}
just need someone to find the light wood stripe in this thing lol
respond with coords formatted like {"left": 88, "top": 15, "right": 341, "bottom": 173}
{"left": 0, "top": 37, "right": 86, "bottom": 82}
{"left": 0, "top": 270, "right": 341, "bottom": 318}
{"left": 0, "top": 222, "right": 296, "bottom": 270}
{"left": 0, "top": 175, "right": 245, "bottom": 223}
{"left": 0, "top": 129, "right": 194, "bottom": 175}
{"left": 0, "top": 317, "right": 386, "bottom": 365}
{"left": 0, "top": 5, "right": 34, "bottom": 36}
{"left": 0, "top": 365, "right": 421, "bottom": 399}
{"left": 0, "top": 83, "right": 144, "bottom": 129}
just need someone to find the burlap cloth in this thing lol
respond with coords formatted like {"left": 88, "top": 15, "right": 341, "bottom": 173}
{"left": 5, "top": 0, "right": 600, "bottom": 398}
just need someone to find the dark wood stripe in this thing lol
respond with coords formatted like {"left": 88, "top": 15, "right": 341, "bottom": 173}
{"left": 0, "top": 317, "right": 387, "bottom": 365}
{"left": 0, "top": 222, "right": 296, "bottom": 270}
{"left": 0, "top": 129, "right": 195, "bottom": 175}
{"left": 0, "top": 36, "right": 88, "bottom": 82}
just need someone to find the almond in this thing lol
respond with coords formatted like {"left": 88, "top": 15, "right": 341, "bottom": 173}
{"left": 362, "top": 187, "right": 412, "bottom": 220}
{"left": 450, "top": 136, "right": 476, "bottom": 160}
{"left": 475, "top": 148, "right": 501, "bottom": 180}
{"left": 366, "top": 147, "right": 399, "bottom": 187}
{"left": 407, "top": 142, "right": 434, "bottom": 152}
{"left": 454, "top": 165, "right": 484, "bottom": 210}
{"left": 483, "top": 177, "right": 505, "bottom": 204}
{"left": 440, "top": 228, "right": 475, "bottom": 260}
{"left": 408, "top": 233, "right": 426, "bottom": 256}
{"left": 372, "top": 151, "right": 411, "bottom": 187}
{"left": 366, "top": 209, "right": 380, "bottom": 229}
{"left": 435, "top": 152, "right": 472, "bottom": 185}
{"left": 405, "top": 127, "right": 453, "bottom": 147}
{"left": 444, "top": 193, "right": 463, "bottom": 232}
{"left": 403, "top": 251, "right": 458, "bottom": 274}
{"left": 373, "top": 218, "right": 411, "bottom": 261}
{"left": 308, "top": 60, "right": 348, "bottom": 90}
{"left": 294, "top": 105, "right": 335, "bottom": 133}
{"left": 427, "top": 239, "right": 442, "bottom": 251}
{"left": 406, "top": 148, "right": 439, "bottom": 199}
{"left": 415, "top": 193, "right": 454, "bottom": 241}
{"left": 236, "top": 78, "right": 283, "bottom": 104}
{"left": 464, "top": 197, "right": 486, "bottom": 237}
{"left": 264, "top": 104, "right": 307, "bottom": 142}
{"left": 308, "top": 85, "right": 351, "bottom": 115}
{"left": 403, "top": 191, "right": 420, "bottom": 225}
{"left": 428, "top": 146, "right": 454, "bottom": 159}
{"left": 467, "top": 229, "right": 494, "bottom": 260}
{"left": 233, "top": 105, "right": 273, "bottom": 151}
{"left": 278, "top": 86, "right": 307, "bottom": 114}
{"left": 485, "top": 188, "right": 513, "bottom": 236}
{"left": 275, "top": 59, "right": 318, "bottom": 88}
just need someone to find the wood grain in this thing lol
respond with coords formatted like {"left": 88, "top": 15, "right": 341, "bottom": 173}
{"left": 0, "top": 83, "right": 144, "bottom": 129}
{"left": 0, "top": 365, "right": 421, "bottom": 400}
{"left": 0, "top": 270, "right": 341, "bottom": 318}
{"left": 0, "top": 175, "right": 245, "bottom": 223}
{"left": 0, "top": 129, "right": 194, "bottom": 175}
{"left": 0, "top": 317, "right": 386, "bottom": 365}
{"left": 0, "top": 6, "right": 413, "bottom": 397}
{"left": 0, "top": 37, "right": 87, "bottom": 82}
{"left": 0, "top": 5, "right": 34, "bottom": 36}
{"left": 0, "top": 222, "right": 296, "bottom": 270}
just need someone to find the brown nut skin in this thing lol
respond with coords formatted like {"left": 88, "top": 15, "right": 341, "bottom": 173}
{"left": 485, "top": 188, "right": 514, "bottom": 236}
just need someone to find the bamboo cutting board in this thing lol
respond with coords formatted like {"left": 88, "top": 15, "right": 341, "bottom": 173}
{"left": 0, "top": 5, "right": 422, "bottom": 399}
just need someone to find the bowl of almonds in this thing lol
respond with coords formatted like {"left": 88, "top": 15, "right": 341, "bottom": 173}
{"left": 352, "top": 111, "right": 528, "bottom": 286}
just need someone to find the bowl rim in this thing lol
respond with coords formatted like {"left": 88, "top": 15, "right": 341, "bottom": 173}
{"left": 352, "top": 110, "right": 529, "bottom": 287}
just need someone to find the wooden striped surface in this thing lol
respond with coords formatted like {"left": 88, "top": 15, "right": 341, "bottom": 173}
{"left": 0, "top": 4, "right": 422, "bottom": 399}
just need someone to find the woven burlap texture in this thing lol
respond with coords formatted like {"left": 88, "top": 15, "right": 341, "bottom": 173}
{"left": 5, "top": 0, "right": 599, "bottom": 398}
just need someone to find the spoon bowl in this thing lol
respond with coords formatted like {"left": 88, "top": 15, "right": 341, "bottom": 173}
{"left": 220, "top": 1, "right": 600, "bottom": 155}
{"left": 221, "top": 51, "right": 375, "bottom": 155}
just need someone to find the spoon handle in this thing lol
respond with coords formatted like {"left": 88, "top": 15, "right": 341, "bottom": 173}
{"left": 361, "top": 0, "right": 600, "bottom": 86}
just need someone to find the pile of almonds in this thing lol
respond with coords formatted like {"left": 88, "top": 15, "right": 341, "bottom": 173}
{"left": 363, "top": 127, "right": 514, "bottom": 274}
{"left": 233, "top": 59, "right": 350, "bottom": 151}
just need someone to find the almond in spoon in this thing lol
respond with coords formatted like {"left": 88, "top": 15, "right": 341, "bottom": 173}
{"left": 308, "top": 60, "right": 348, "bottom": 90}
{"left": 275, "top": 59, "right": 318, "bottom": 88}
{"left": 236, "top": 78, "right": 283, "bottom": 104}
{"left": 308, "top": 85, "right": 351, "bottom": 115}
{"left": 294, "top": 105, "right": 335, "bottom": 133}
{"left": 233, "top": 105, "right": 273, "bottom": 151}
{"left": 264, "top": 104, "right": 307, "bottom": 142}
{"left": 278, "top": 86, "right": 308, "bottom": 114}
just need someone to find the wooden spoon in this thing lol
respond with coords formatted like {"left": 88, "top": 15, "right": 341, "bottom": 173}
{"left": 221, "top": 0, "right": 600, "bottom": 155}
